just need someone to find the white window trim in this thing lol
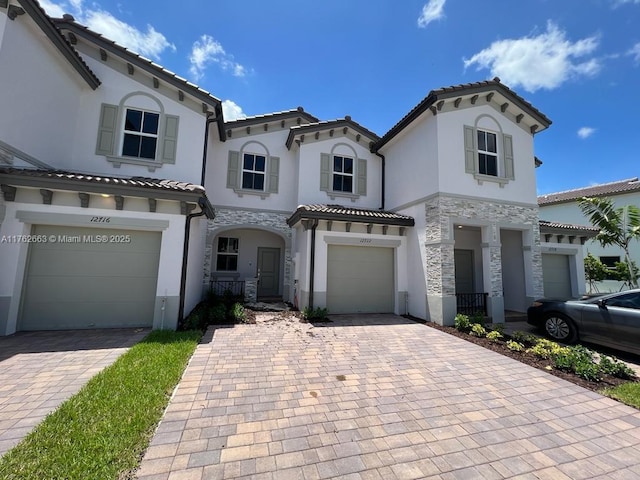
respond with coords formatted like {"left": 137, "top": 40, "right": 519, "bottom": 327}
{"left": 215, "top": 237, "right": 239, "bottom": 272}
{"left": 464, "top": 123, "right": 514, "bottom": 188}
{"left": 332, "top": 155, "right": 355, "bottom": 194}
{"left": 121, "top": 108, "right": 160, "bottom": 160}
{"left": 240, "top": 152, "right": 267, "bottom": 192}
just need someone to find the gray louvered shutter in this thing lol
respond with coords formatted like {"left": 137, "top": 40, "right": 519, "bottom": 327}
{"left": 357, "top": 158, "right": 367, "bottom": 195}
{"left": 320, "top": 153, "right": 331, "bottom": 191}
{"left": 161, "top": 115, "right": 179, "bottom": 163}
{"left": 227, "top": 151, "right": 240, "bottom": 189}
{"left": 503, "top": 134, "right": 514, "bottom": 180}
{"left": 463, "top": 125, "right": 476, "bottom": 174}
{"left": 268, "top": 156, "right": 279, "bottom": 193}
{"left": 96, "top": 103, "right": 118, "bottom": 156}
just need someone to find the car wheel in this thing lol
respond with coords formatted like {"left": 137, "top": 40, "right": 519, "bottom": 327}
{"left": 543, "top": 313, "right": 577, "bottom": 343}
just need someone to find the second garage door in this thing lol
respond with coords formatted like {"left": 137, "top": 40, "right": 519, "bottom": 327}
{"left": 542, "top": 253, "right": 572, "bottom": 300}
{"left": 326, "top": 245, "right": 394, "bottom": 314}
{"left": 20, "top": 224, "right": 161, "bottom": 331}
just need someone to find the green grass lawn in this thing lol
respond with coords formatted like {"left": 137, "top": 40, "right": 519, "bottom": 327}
{"left": 603, "top": 382, "right": 640, "bottom": 409}
{"left": 0, "top": 330, "right": 201, "bottom": 480}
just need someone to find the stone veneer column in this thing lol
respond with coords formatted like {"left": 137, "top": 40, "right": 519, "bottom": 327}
{"left": 482, "top": 224, "right": 505, "bottom": 323}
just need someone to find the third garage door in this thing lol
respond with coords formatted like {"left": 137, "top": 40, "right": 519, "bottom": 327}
{"left": 326, "top": 245, "right": 394, "bottom": 314}
{"left": 542, "top": 253, "right": 572, "bottom": 299}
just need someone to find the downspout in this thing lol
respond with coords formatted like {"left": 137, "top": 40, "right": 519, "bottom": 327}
{"left": 374, "top": 151, "right": 386, "bottom": 210}
{"left": 178, "top": 197, "right": 214, "bottom": 325}
{"left": 200, "top": 111, "right": 216, "bottom": 187}
{"left": 308, "top": 219, "right": 318, "bottom": 309}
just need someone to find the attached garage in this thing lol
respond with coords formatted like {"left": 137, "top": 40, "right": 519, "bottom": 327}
{"left": 326, "top": 245, "right": 394, "bottom": 314}
{"left": 20, "top": 224, "right": 161, "bottom": 331}
{"left": 541, "top": 253, "right": 572, "bottom": 300}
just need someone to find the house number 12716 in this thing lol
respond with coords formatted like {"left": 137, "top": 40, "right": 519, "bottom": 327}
{"left": 90, "top": 216, "right": 111, "bottom": 223}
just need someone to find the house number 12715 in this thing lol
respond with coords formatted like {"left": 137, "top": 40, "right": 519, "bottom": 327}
{"left": 90, "top": 216, "right": 111, "bottom": 223}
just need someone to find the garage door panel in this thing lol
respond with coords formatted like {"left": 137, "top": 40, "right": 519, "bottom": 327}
{"left": 327, "top": 245, "right": 394, "bottom": 314}
{"left": 542, "top": 254, "right": 572, "bottom": 299}
{"left": 20, "top": 225, "right": 160, "bottom": 331}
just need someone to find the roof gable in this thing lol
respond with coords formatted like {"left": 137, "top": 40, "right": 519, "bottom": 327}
{"left": 376, "top": 77, "right": 552, "bottom": 150}
{"left": 286, "top": 116, "right": 380, "bottom": 151}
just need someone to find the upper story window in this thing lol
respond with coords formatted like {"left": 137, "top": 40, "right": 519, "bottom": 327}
{"left": 463, "top": 123, "right": 514, "bottom": 186}
{"left": 332, "top": 155, "right": 354, "bottom": 192}
{"left": 216, "top": 237, "right": 239, "bottom": 271}
{"left": 242, "top": 153, "right": 266, "bottom": 190}
{"left": 122, "top": 109, "right": 160, "bottom": 160}
{"left": 320, "top": 150, "right": 367, "bottom": 199}
{"left": 477, "top": 130, "right": 497, "bottom": 177}
{"left": 95, "top": 95, "right": 179, "bottom": 172}
{"left": 226, "top": 146, "right": 279, "bottom": 198}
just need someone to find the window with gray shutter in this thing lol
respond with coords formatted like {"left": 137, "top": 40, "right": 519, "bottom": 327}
{"left": 161, "top": 115, "right": 179, "bottom": 164}
{"left": 96, "top": 103, "right": 118, "bottom": 156}
{"left": 268, "top": 156, "right": 280, "bottom": 193}
{"left": 227, "top": 150, "right": 240, "bottom": 189}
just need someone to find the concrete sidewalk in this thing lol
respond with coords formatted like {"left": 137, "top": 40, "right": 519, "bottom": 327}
{"left": 0, "top": 328, "right": 148, "bottom": 456}
{"left": 137, "top": 315, "right": 640, "bottom": 479}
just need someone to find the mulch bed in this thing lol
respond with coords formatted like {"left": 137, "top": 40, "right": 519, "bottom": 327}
{"left": 422, "top": 321, "right": 634, "bottom": 392}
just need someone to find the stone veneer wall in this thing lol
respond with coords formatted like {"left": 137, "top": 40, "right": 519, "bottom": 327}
{"left": 204, "top": 208, "right": 293, "bottom": 299}
{"left": 424, "top": 194, "right": 544, "bottom": 298}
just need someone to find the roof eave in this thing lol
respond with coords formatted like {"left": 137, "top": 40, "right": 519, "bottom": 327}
{"left": 225, "top": 110, "right": 320, "bottom": 130}
{"left": 287, "top": 210, "right": 415, "bottom": 228}
{"left": 285, "top": 120, "right": 380, "bottom": 150}
{"left": 17, "top": 0, "right": 100, "bottom": 89}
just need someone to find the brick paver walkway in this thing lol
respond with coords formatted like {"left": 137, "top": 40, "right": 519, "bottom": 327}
{"left": 0, "top": 328, "right": 148, "bottom": 456}
{"left": 137, "top": 315, "right": 640, "bottom": 479}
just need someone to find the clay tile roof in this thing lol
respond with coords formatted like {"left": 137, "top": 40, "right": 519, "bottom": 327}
{"left": 286, "top": 117, "right": 380, "bottom": 150}
{"left": 375, "top": 77, "right": 551, "bottom": 150}
{"left": 0, "top": 167, "right": 205, "bottom": 194}
{"left": 538, "top": 178, "right": 640, "bottom": 206}
{"left": 51, "top": 17, "right": 220, "bottom": 108}
{"left": 539, "top": 219, "right": 599, "bottom": 235}
{"left": 287, "top": 204, "right": 415, "bottom": 227}
{"left": 224, "top": 107, "right": 319, "bottom": 129}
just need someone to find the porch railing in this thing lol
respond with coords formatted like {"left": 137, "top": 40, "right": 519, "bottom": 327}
{"left": 209, "top": 279, "right": 245, "bottom": 298}
{"left": 455, "top": 292, "right": 488, "bottom": 316}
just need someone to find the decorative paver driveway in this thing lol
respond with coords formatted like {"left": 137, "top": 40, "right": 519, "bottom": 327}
{"left": 0, "top": 328, "right": 148, "bottom": 456}
{"left": 137, "top": 315, "right": 640, "bottom": 479}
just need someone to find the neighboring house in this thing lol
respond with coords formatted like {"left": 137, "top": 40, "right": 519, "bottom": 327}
{"left": 0, "top": 0, "right": 222, "bottom": 335}
{"left": 205, "top": 79, "right": 589, "bottom": 324}
{"left": 539, "top": 178, "right": 640, "bottom": 293}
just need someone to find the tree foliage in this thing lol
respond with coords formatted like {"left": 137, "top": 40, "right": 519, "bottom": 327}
{"left": 584, "top": 253, "right": 608, "bottom": 292}
{"left": 578, "top": 196, "right": 640, "bottom": 288}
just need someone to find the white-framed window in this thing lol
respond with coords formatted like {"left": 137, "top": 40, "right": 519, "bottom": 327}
{"left": 332, "top": 155, "right": 354, "bottom": 192}
{"left": 477, "top": 130, "right": 498, "bottom": 177}
{"left": 600, "top": 256, "right": 620, "bottom": 280}
{"left": 242, "top": 153, "right": 266, "bottom": 191}
{"left": 122, "top": 108, "right": 160, "bottom": 160}
{"left": 216, "top": 237, "right": 239, "bottom": 271}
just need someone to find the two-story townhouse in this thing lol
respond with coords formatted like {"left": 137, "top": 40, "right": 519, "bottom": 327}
{"left": 0, "top": 0, "right": 222, "bottom": 335}
{"left": 206, "top": 79, "right": 596, "bottom": 325}
{"left": 539, "top": 178, "right": 640, "bottom": 293}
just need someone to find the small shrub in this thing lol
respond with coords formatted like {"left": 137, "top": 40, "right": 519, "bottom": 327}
{"left": 470, "top": 311, "right": 485, "bottom": 325}
{"left": 512, "top": 331, "right": 538, "bottom": 346}
{"left": 470, "top": 324, "right": 487, "bottom": 337}
{"left": 454, "top": 314, "right": 471, "bottom": 331}
{"left": 205, "top": 289, "right": 221, "bottom": 306}
{"left": 527, "top": 338, "right": 566, "bottom": 359}
{"left": 182, "top": 304, "right": 207, "bottom": 331}
{"left": 506, "top": 340, "right": 525, "bottom": 352}
{"left": 575, "top": 360, "right": 603, "bottom": 382}
{"left": 487, "top": 323, "right": 505, "bottom": 335}
{"left": 208, "top": 304, "right": 227, "bottom": 324}
{"left": 302, "top": 307, "right": 329, "bottom": 320}
{"left": 486, "top": 330, "right": 503, "bottom": 342}
{"left": 231, "top": 303, "right": 247, "bottom": 323}
{"left": 599, "top": 355, "right": 636, "bottom": 379}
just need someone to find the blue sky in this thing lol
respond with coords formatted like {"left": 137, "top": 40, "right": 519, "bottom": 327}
{"left": 40, "top": 0, "right": 640, "bottom": 195}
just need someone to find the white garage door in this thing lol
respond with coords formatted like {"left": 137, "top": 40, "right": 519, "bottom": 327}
{"left": 326, "top": 245, "right": 394, "bottom": 314}
{"left": 20, "top": 225, "right": 161, "bottom": 331}
{"left": 542, "top": 253, "right": 572, "bottom": 299}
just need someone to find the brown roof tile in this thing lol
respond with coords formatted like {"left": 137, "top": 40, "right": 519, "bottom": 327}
{"left": 287, "top": 204, "right": 415, "bottom": 227}
{"left": 539, "top": 219, "right": 599, "bottom": 235}
{"left": 224, "top": 107, "right": 319, "bottom": 129}
{"left": 376, "top": 77, "right": 551, "bottom": 149}
{"left": 286, "top": 117, "right": 380, "bottom": 150}
{"left": 538, "top": 178, "right": 640, "bottom": 206}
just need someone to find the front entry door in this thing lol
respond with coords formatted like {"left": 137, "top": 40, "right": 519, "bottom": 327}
{"left": 257, "top": 247, "right": 280, "bottom": 298}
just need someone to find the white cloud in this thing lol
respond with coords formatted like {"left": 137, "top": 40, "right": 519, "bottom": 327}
{"left": 463, "top": 21, "right": 601, "bottom": 93}
{"left": 577, "top": 127, "right": 596, "bottom": 139}
{"left": 629, "top": 43, "right": 640, "bottom": 63}
{"left": 38, "top": 1, "right": 174, "bottom": 60}
{"left": 221, "top": 100, "right": 246, "bottom": 121}
{"left": 189, "top": 35, "right": 248, "bottom": 81}
{"left": 612, "top": 0, "right": 640, "bottom": 6}
{"left": 417, "top": 0, "right": 446, "bottom": 28}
